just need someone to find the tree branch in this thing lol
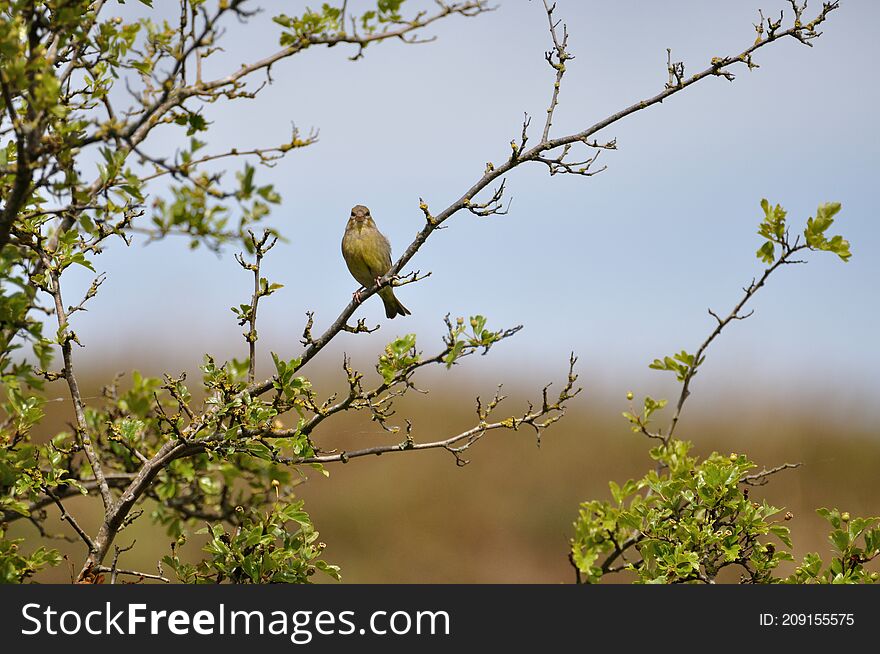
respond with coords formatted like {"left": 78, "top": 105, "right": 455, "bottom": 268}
{"left": 45, "top": 488, "right": 96, "bottom": 553}
{"left": 290, "top": 354, "right": 580, "bottom": 467}
{"left": 666, "top": 242, "right": 809, "bottom": 442}
{"left": 540, "top": 0, "right": 573, "bottom": 142}
{"left": 43, "top": 259, "right": 114, "bottom": 511}
{"left": 742, "top": 462, "right": 802, "bottom": 486}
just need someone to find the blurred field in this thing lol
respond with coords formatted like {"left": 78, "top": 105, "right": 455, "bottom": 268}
{"left": 8, "top": 351, "right": 879, "bottom": 585}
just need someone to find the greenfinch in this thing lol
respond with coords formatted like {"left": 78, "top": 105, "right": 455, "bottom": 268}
{"left": 341, "top": 204, "right": 411, "bottom": 319}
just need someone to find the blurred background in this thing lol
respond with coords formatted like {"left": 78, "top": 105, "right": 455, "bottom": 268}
{"left": 12, "top": 0, "right": 880, "bottom": 582}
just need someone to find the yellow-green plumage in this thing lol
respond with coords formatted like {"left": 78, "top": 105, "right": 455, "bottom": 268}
{"left": 341, "top": 204, "right": 410, "bottom": 319}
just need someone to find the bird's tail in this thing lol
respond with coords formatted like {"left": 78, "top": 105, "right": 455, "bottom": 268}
{"left": 379, "top": 287, "right": 411, "bottom": 319}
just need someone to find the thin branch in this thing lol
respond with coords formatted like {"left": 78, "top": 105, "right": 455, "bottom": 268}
{"left": 742, "top": 462, "right": 802, "bottom": 486}
{"left": 666, "top": 242, "right": 809, "bottom": 441}
{"left": 43, "top": 257, "right": 114, "bottom": 511}
{"left": 94, "top": 565, "right": 169, "bottom": 583}
{"left": 109, "top": 540, "right": 135, "bottom": 584}
{"left": 540, "top": 0, "right": 573, "bottom": 142}
{"left": 235, "top": 230, "right": 277, "bottom": 384}
{"left": 599, "top": 533, "right": 644, "bottom": 575}
{"left": 0, "top": 474, "right": 135, "bottom": 524}
{"left": 56, "top": 0, "right": 108, "bottom": 86}
{"left": 276, "top": 318, "right": 525, "bottom": 440}
{"left": 290, "top": 354, "right": 579, "bottom": 467}
{"left": 45, "top": 488, "right": 96, "bottom": 553}
{"left": 136, "top": 131, "right": 317, "bottom": 184}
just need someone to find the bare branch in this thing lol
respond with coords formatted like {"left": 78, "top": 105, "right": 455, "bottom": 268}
{"left": 94, "top": 565, "right": 169, "bottom": 584}
{"left": 540, "top": 0, "right": 574, "bottom": 142}
{"left": 235, "top": 230, "right": 278, "bottom": 384}
{"left": 665, "top": 241, "right": 810, "bottom": 442}
{"left": 465, "top": 179, "right": 510, "bottom": 216}
{"left": 42, "top": 256, "right": 114, "bottom": 511}
{"left": 137, "top": 130, "right": 318, "bottom": 185}
{"left": 45, "top": 488, "right": 95, "bottom": 553}
{"left": 290, "top": 354, "right": 580, "bottom": 466}
{"left": 742, "top": 462, "right": 802, "bottom": 486}
{"left": 196, "top": 3, "right": 494, "bottom": 95}
{"left": 109, "top": 540, "right": 135, "bottom": 585}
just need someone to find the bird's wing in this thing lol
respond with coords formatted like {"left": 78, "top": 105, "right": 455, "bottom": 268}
{"left": 362, "top": 229, "right": 393, "bottom": 279}
{"left": 379, "top": 231, "right": 392, "bottom": 267}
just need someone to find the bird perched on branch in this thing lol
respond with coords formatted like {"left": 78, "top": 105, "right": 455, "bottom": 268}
{"left": 341, "top": 204, "right": 411, "bottom": 319}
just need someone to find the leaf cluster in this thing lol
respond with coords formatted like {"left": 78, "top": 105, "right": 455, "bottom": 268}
{"left": 572, "top": 440, "right": 795, "bottom": 584}
{"left": 163, "top": 499, "right": 339, "bottom": 584}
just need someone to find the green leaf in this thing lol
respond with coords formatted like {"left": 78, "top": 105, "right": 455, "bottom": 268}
{"left": 804, "top": 202, "right": 851, "bottom": 261}
{"left": 830, "top": 529, "right": 851, "bottom": 554}
{"left": 757, "top": 240, "right": 775, "bottom": 263}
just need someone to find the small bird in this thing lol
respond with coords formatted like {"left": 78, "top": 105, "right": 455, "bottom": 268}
{"left": 341, "top": 204, "right": 411, "bottom": 319}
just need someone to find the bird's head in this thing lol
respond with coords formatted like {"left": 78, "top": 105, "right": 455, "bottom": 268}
{"left": 349, "top": 204, "right": 374, "bottom": 229}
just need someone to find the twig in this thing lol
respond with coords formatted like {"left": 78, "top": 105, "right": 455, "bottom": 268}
{"left": 43, "top": 257, "right": 114, "bottom": 511}
{"left": 95, "top": 565, "right": 169, "bottom": 583}
{"left": 742, "top": 462, "right": 802, "bottom": 486}
{"left": 290, "top": 354, "right": 579, "bottom": 467}
{"left": 109, "top": 541, "right": 136, "bottom": 584}
{"left": 540, "top": 0, "right": 573, "bottom": 142}
{"left": 235, "top": 230, "right": 277, "bottom": 384}
{"left": 666, "top": 242, "right": 809, "bottom": 441}
{"left": 45, "top": 488, "right": 96, "bottom": 553}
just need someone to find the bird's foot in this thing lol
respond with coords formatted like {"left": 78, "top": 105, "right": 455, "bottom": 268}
{"left": 352, "top": 288, "right": 365, "bottom": 303}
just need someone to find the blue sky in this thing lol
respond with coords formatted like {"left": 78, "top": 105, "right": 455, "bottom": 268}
{"left": 63, "top": 1, "right": 879, "bottom": 420}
